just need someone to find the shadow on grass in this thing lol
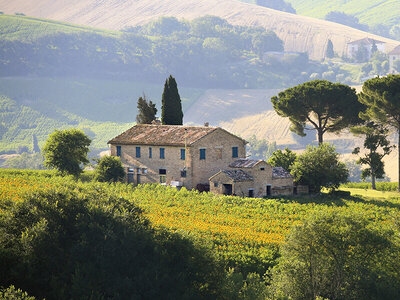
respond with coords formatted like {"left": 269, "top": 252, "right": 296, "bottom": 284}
{"left": 272, "top": 192, "right": 400, "bottom": 210}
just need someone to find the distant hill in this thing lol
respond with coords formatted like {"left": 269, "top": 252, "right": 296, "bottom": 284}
{"left": 0, "top": 0, "right": 399, "bottom": 60}
{"left": 285, "top": 0, "right": 400, "bottom": 27}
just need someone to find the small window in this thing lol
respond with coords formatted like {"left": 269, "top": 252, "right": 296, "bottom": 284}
{"left": 136, "top": 168, "right": 141, "bottom": 174}
{"left": 214, "top": 182, "right": 219, "bottom": 188}
{"left": 160, "top": 175, "right": 166, "bottom": 184}
{"left": 149, "top": 147, "right": 152, "bottom": 158}
{"left": 116, "top": 145, "right": 121, "bottom": 157}
{"left": 160, "top": 148, "right": 165, "bottom": 159}
{"left": 232, "top": 147, "right": 238, "bottom": 158}
{"left": 143, "top": 168, "right": 148, "bottom": 174}
{"left": 181, "top": 169, "right": 187, "bottom": 177}
{"left": 127, "top": 168, "right": 134, "bottom": 173}
{"left": 200, "top": 148, "right": 206, "bottom": 160}
{"left": 216, "top": 147, "right": 222, "bottom": 159}
{"left": 260, "top": 167, "right": 265, "bottom": 171}
{"left": 136, "top": 147, "right": 141, "bottom": 158}
{"left": 181, "top": 149, "right": 185, "bottom": 160}
{"left": 159, "top": 169, "right": 166, "bottom": 175}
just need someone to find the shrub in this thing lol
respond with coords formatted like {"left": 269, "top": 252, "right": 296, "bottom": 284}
{"left": 94, "top": 155, "right": 125, "bottom": 182}
{"left": 0, "top": 183, "right": 224, "bottom": 299}
{"left": 269, "top": 211, "right": 400, "bottom": 299}
{"left": 291, "top": 143, "right": 348, "bottom": 193}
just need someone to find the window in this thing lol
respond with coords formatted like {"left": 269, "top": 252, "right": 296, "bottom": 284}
{"left": 260, "top": 167, "right": 265, "bottom": 171}
{"left": 160, "top": 148, "right": 165, "bottom": 159}
{"left": 214, "top": 182, "right": 219, "bottom": 188}
{"left": 232, "top": 146, "right": 238, "bottom": 158}
{"left": 181, "top": 149, "right": 186, "bottom": 160}
{"left": 116, "top": 145, "right": 121, "bottom": 157}
{"left": 136, "top": 147, "right": 141, "bottom": 158}
{"left": 181, "top": 169, "right": 187, "bottom": 177}
{"left": 127, "top": 168, "right": 134, "bottom": 173}
{"left": 149, "top": 147, "right": 152, "bottom": 158}
{"left": 248, "top": 189, "right": 254, "bottom": 198}
{"left": 200, "top": 148, "right": 206, "bottom": 160}
{"left": 159, "top": 169, "right": 166, "bottom": 175}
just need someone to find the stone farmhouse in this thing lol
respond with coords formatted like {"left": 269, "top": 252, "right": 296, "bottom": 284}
{"left": 108, "top": 124, "right": 304, "bottom": 197}
{"left": 347, "top": 37, "right": 385, "bottom": 60}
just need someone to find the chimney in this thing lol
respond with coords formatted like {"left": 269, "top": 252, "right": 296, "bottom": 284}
{"left": 204, "top": 122, "right": 209, "bottom": 127}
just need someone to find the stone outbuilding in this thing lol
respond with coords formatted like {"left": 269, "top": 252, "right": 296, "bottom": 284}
{"left": 209, "top": 158, "right": 304, "bottom": 198}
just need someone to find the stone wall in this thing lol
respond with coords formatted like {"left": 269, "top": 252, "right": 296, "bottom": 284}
{"left": 110, "top": 143, "right": 193, "bottom": 187}
{"left": 191, "top": 129, "right": 246, "bottom": 186}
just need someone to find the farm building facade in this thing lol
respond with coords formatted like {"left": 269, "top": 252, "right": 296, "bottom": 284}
{"left": 108, "top": 124, "right": 306, "bottom": 197}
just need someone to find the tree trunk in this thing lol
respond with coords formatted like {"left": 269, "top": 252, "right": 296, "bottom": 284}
{"left": 318, "top": 129, "right": 323, "bottom": 145}
{"left": 398, "top": 128, "right": 400, "bottom": 192}
{"left": 371, "top": 174, "right": 376, "bottom": 190}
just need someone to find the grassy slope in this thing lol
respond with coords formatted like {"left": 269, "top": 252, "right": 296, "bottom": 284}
{"left": 0, "top": 0, "right": 399, "bottom": 60}
{"left": 0, "top": 14, "right": 119, "bottom": 40}
{"left": 0, "top": 16, "right": 204, "bottom": 152}
{"left": 286, "top": 0, "right": 400, "bottom": 27}
{"left": 0, "top": 77, "right": 203, "bottom": 152}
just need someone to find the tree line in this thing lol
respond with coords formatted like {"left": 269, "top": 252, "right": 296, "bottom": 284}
{"left": 271, "top": 75, "right": 400, "bottom": 190}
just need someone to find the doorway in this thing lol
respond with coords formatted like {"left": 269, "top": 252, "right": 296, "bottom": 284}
{"left": 223, "top": 184, "right": 233, "bottom": 195}
{"left": 266, "top": 185, "right": 272, "bottom": 196}
{"left": 127, "top": 173, "right": 134, "bottom": 184}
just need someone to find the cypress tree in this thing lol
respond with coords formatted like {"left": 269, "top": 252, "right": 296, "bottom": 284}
{"left": 32, "top": 134, "right": 40, "bottom": 153}
{"left": 161, "top": 75, "right": 183, "bottom": 125}
{"left": 326, "top": 39, "right": 334, "bottom": 59}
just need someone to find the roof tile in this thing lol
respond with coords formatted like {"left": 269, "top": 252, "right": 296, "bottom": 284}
{"left": 108, "top": 124, "right": 217, "bottom": 146}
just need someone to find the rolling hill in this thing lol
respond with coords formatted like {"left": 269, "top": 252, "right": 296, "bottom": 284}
{"left": 0, "top": 0, "right": 399, "bottom": 60}
{"left": 285, "top": 0, "right": 400, "bottom": 27}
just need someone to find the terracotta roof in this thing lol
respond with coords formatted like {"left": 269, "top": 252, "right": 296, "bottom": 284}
{"left": 108, "top": 124, "right": 218, "bottom": 146}
{"left": 229, "top": 158, "right": 263, "bottom": 168}
{"left": 221, "top": 169, "right": 254, "bottom": 182}
{"left": 347, "top": 37, "right": 385, "bottom": 45}
{"left": 389, "top": 45, "right": 400, "bottom": 55}
{"left": 272, "top": 167, "right": 293, "bottom": 178}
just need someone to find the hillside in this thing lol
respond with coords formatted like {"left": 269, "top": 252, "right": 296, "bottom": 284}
{"left": 0, "top": 0, "right": 399, "bottom": 60}
{"left": 286, "top": 0, "right": 400, "bottom": 27}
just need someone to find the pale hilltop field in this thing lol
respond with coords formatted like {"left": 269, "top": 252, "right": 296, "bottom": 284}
{"left": 1, "top": 0, "right": 399, "bottom": 60}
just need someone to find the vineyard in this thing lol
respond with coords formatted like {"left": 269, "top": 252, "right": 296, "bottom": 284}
{"left": 2, "top": 169, "right": 400, "bottom": 275}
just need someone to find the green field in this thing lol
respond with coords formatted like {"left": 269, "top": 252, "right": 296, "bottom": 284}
{"left": 285, "top": 0, "right": 400, "bottom": 27}
{"left": 2, "top": 169, "right": 399, "bottom": 274}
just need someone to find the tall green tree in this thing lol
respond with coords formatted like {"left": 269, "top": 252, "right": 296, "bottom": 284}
{"left": 43, "top": 129, "right": 91, "bottom": 176}
{"left": 351, "top": 122, "right": 394, "bottom": 189}
{"left": 272, "top": 80, "right": 363, "bottom": 144}
{"left": 161, "top": 75, "right": 183, "bottom": 125}
{"left": 136, "top": 94, "right": 157, "bottom": 124}
{"left": 325, "top": 39, "right": 334, "bottom": 59}
{"left": 358, "top": 74, "right": 400, "bottom": 191}
{"left": 267, "top": 148, "right": 297, "bottom": 172}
